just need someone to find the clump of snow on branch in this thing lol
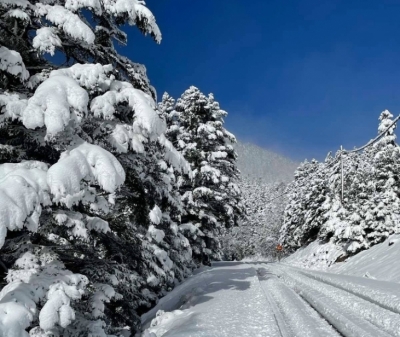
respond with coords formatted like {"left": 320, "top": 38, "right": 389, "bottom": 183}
{"left": 159, "top": 134, "right": 191, "bottom": 174}
{"left": 149, "top": 205, "right": 162, "bottom": 225}
{"left": 23, "top": 75, "right": 88, "bottom": 135}
{"left": 54, "top": 211, "right": 110, "bottom": 240}
{"left": 48, "top": 141, "right": 125, "bottom": 206}
{"left": 0, "top": 92, "right": 28, "bottom": 122}
{"left": 102, "top": 0, "right": 161, "bottom": 43}
{"left": 0, "top": 46, "right": 29, "bottom": 81}
{"left": 33, "top": 27, "right": 62, "bottom": 56}
{"left": 35, "top": 4, "right": 95, "bottom": 44}
{"left": 92, "top": 82, "right": 165, "bottom": 139}
{"left": 51, "top": 63, "right": 113, "bottom": 90}
{"left": 90, "top": 283, "right": 119, "bottom": 319}
{"left": 0, "top": 162, "right": 50, "bottom": 248}
{"left": 1, "top": 251, "right": 88, "bottom": 335}
{"left": 65, "top": 0, "right": 102, "bottom": 15}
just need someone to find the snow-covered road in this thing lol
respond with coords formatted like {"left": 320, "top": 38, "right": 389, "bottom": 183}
{"left": 140, "top": 262, "right": 400, "bottom": 337}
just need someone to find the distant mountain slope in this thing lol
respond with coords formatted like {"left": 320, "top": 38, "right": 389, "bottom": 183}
{"left": 222, "top": 142, "right": 298, "bottom": 260}
{"left": 235, "top": 141, "right": 298, "bottom": 183}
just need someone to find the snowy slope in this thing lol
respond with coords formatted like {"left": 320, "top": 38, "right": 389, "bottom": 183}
{"left": 235, "top": 141, "right": 298, "bottom": 183}
{"left": 330, "top": 234, "right": 400, "bottom": 282}
{"left": 285, "top": 234, "right": 400, "bottom": 283}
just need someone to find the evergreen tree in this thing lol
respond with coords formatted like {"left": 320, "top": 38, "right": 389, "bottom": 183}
{"left": 0, "top": 0, "right": 194, "bottom": 335}
{"left": 163, "top": 86, "right": 245, "bottom": 263}
{"left": 281, "top": 110, "right": 400, "bottom": 257}
{"left": 361, "top": 111, "right": 400, "bottom": 247}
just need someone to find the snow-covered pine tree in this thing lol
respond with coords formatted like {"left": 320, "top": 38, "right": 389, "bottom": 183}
{"left": 163, "top": 86, "right": 245, "bottom": 264}
{"left": 361, "top": 110, "right": 400, "bottom": 247}
{"left": 280, "top": 158, "right": 328, "bottom": 250}
{"left": 280, "top": 110, "right": 400, "bottom": 257}
{"left": 0, "top": 0, "right": 193, "bottom": 335}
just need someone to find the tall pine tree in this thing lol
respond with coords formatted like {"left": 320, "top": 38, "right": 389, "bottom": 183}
{"left": 0, "top": 0, "right": 194, "bottom": 335}
{"left": 161, "top": 87, "right": 245, "bottom": 263}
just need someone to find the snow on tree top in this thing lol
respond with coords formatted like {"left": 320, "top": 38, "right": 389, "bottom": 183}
{"left": 102, "top": 0, "right": 162, "bottom": 43}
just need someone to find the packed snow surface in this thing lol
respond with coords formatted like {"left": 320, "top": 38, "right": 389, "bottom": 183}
{"left": 139, "top": 262, "right": 400, "bottom": 337}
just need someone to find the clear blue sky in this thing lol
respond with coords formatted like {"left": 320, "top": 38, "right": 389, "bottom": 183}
{"left": 120, "top": 0, "right": 400, "bottom": 161}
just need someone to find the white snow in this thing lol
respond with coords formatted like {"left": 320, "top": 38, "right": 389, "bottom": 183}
{"left": 149, "top": 205, "right": 162, "bottom": 225}
{"left": 148, "top": 225, "right": 165, "bottom": 244}
{"left": 23, "top": 74, "right": 88, "bottom": 135}
{"left": 0, "top": 46, "right": 29, "bottom": 82}
{"left": 284, "top": 241, "right": 346, "bottom": 270}
{"left": 140, "top": 263, "right": 281, "bottom": 337}
{"left": 35, "top": 4, "right": 95, "bottom": 45}
{"left": 33, "top": 27, "right": 62, "bottom": 56}
{"left": 140, "top": 261, "right": 400, "bottom": 337}
{"left": 0, "top": 92, "right": 28, "bottom": 122}
{"left": 48, "top": 141, "right": 125, "bottom": 206}
{"left": 285, "top": 233, "right": 400, "bottom": 285}
{"left": 1, "top": 252, "right": 88, "bottom": 336}
{"left": 102, "top": 0, "right": 161, "bottom": 43}
{"left": 65, "top": 0, "right": 102, "bottom": 15}
{"left": 4, "top": 8, "right": 30, "bottom": 21}
{"left": 330, "top": 234, "right": 400, "bottom": 282}
{"left": 51, "top": 63, "right": 113, "bottom": 90}
{"left": 0, "top": 162, "right": 50, "bottom": 248}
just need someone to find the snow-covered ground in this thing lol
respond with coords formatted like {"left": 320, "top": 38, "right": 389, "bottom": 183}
{"left": 331, "top": 234, "right": 400, "bottom": 282}
{"left": 284, "top": 234, "right": 400, "bottom": 283}
{"left": 139, "top": 261, "right": 400, "bottom": 337}
{"left": 283, "top": 241, "right": 346, "bottom": 270}
{"left": 140, "top": 262, "right": 280, "bottom": 337}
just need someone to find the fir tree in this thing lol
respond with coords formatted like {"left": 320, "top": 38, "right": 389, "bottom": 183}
{"left": 0, "top": 0, "right": 193, "bottom": 335}
{"left": 163, "top": 86, "right": 245, "bottom": 263}
{"left": 281, "top": 110, "right": 400, "bottom": 257}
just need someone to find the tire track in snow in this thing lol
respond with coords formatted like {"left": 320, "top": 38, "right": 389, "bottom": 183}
{"left": 256, "top": 268, "right": 291, "bottom": 337}
{"left": 256, "top": 267, "right": 341, "bottom": 337}
{"left": 269, "top": 264, "right": 396, "bottom": 337}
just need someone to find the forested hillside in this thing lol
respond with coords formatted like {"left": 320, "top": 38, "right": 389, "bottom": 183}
{"left": 235, "top": 142, "right": 298, "bottom": 184}
{"left": 280, "top": 110, "right": 400, "bottom": 260}
{"left": 223, "top": 142, "right": 297, "bottom": 260}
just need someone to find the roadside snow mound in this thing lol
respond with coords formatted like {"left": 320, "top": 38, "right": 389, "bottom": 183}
{"left": 285, "top": 235, "right": 400, "bottom": 283}
{"left": 331, "top": 234, "right": 400, "bottom": 282}
{"left": 284, "top": 241, "right": 346, "bottom": 270}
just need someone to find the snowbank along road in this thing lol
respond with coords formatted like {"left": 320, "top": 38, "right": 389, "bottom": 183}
{"left": 140, "top": 262, "right": 400, "bottom": 337}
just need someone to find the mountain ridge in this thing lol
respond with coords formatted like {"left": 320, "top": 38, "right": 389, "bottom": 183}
{"left": 235, "top": 141, "right": 298, "bottom": 183}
